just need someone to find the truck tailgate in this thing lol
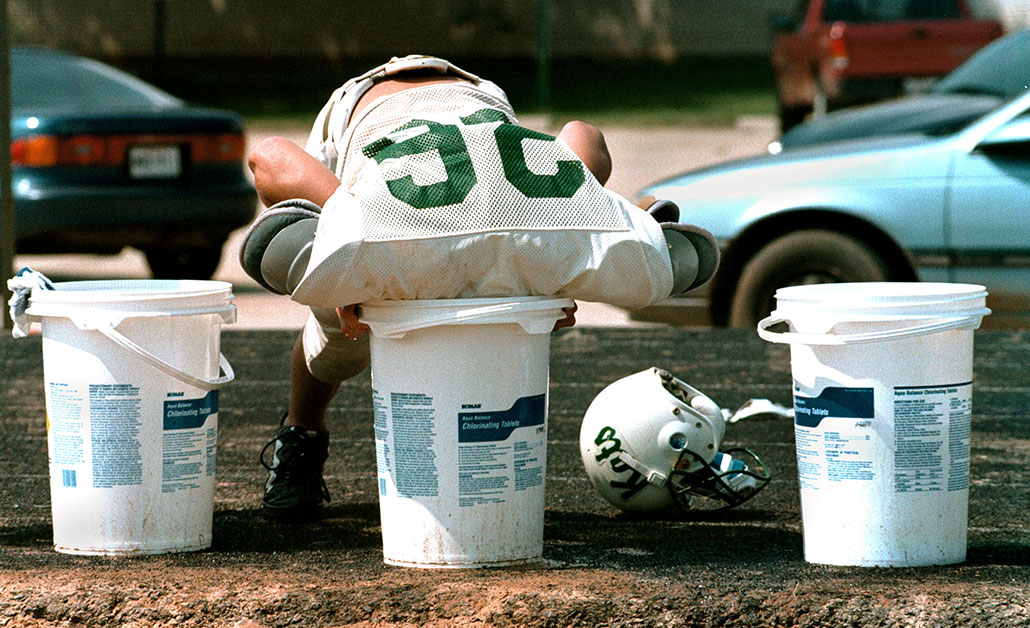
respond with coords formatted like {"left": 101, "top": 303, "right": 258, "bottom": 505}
{"left": 838, "top": 20, "right": 1003, "bottom": 78}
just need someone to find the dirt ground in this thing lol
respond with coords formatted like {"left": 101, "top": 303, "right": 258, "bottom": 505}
{"left": 3, "top": 326, "right": 1029, "bottom": 627}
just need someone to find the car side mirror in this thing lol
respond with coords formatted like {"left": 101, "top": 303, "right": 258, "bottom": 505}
{"left": 977, "top": 117, "right": 1030, "bottom": 157}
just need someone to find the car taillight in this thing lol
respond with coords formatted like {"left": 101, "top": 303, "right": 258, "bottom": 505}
{"left": 828, "top": 24, "right": 849, "bottom": 71}
{"left": 61, "top": 135, "right": 110, "bottom": 166}
{"left": 11, "top": 136, "right": 59, "bottom": 167}
{"left": 11, "top": 133, "right": 246, "bottom": 167}
{"left": 194, "top": 133, "right": 246, "bottom": 163}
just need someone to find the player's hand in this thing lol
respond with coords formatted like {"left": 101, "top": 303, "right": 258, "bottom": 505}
{"left": 554, "top": 302, "right": 578, "bottom": 331}
{"left": 337, "top": 305, "right": 370, "bottom": 339}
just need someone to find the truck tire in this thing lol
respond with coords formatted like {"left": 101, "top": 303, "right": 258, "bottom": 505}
{"left": 728, "top": 229, "right": 891, "bottom": 328}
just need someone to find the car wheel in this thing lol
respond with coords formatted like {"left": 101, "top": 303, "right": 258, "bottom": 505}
{"left": 145, "top": 246, "right": 223, "bottom": 280}
{"left": 728, "top": 230, "right": 891, "bottom": 328}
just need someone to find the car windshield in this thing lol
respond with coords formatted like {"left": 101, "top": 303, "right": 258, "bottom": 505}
{"left": 824, "top": 0, "right": 959, "bottom": 22}
{"left": 12, "top": 48, "right": 183, "bottom": 112}
{"left": 933, "top": 31, "right": 1030, "bottom": 99}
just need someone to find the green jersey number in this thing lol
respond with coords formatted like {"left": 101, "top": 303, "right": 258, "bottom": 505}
{"left": 362, "top": 108, "right": 585, "bottom": 209}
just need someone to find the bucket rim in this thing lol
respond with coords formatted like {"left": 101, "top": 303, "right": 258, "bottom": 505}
{"left": 774, "top": 282, "right": 984, "bottom": 304}
{"left": 772, "top": 282, "right": 987, "bottom": 310}
{"left": 361, "top": 295, "right": 575, "bottom": 311}
{"left": 28, "top": 279, "right": 234, "bottom": 304}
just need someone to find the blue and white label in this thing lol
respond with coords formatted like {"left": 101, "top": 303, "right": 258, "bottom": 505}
{"left": 458, "top": 394, "right": 545, "bottom": 443}
{"left": 163, "top": 391, "right": 218, "bottom": 430}
{"left": 458, "top": 395, "right": 546, "bottom": 507}
{"left": 793, "top": 386, "right": 876, "bottom": 490}
{"left": 794, "top": 382, "right": 973, "bottom": 494}
{"left": 794, "top": 387, "right": 874, "bottom": 427}
{"left": 373, "top": 390, "right": 548, "bottom": 508}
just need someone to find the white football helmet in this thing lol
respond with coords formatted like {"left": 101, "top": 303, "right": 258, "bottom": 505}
{"left": 579, "top": 367, "right": 770, "bottom": 514}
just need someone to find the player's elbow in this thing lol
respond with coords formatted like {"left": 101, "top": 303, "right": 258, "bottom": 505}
{"left": 560, "top": 121, "right": 612, "bottom": 185}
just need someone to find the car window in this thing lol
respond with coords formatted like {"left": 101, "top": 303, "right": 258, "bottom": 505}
{"left": 824, "top": 0, "right": 959, "bottom": 23}
{"left": 12, "top": 49, "right": 182, "bottom": 112}
{"left": 933, "top": 31, "right": 1030, "bottom": 99}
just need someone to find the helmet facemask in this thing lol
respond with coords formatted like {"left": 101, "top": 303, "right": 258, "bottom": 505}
{"left": 668, "top": 445, "right": 771, "bottom": 513}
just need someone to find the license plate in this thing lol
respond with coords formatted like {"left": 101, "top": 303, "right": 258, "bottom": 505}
{"left": 128, "top": 145, "right": 182, "bottom": 179}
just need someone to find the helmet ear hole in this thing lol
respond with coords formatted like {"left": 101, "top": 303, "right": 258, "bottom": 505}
{"left": 667, "top": 432, "right": 687, "bottom": 450}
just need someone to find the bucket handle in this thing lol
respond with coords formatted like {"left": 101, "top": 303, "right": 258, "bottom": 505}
{"left": 757, "top": 312, "right": 988, "bottom": 346}
{"left": 91, "top": 322, "right": 235, "bottom": 390}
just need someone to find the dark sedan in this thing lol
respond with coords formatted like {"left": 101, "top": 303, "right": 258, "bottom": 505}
{"left": 10, "top": 47, "right": 257, "bottom": 278}
{"left": 770, "top": 28, "right": 1030, "bottom": 154}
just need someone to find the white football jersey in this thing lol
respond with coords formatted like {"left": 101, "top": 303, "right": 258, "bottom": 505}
{"left": 291, "top": 83, "right": 674, "bottom": 309}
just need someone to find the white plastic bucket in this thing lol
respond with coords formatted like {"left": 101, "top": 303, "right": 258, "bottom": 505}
{"left": 758, "top": 282, "right": 990, "bottom": 567}
{"left": 360, "top": 296, "right": 572, "bottom": 568}
{"left": 23, "top": 280, "right": 236, "bottom": 555}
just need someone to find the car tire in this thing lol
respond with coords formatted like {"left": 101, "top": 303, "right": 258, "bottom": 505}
{"left": 728, "top": 229, "right": 891, "bottom": 328}
{"left": 145, "top": 246, "right": 223, "bottom": 280}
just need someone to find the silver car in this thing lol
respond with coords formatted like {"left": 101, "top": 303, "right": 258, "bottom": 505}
{"left": 639, "top": 89, "right": 1030, "bottom": 328}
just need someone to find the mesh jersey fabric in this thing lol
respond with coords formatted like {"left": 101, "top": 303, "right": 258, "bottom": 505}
{"left": 291, "top": 83, "right": 674, "bottom": 309}
{"left": 302, "top": 55, "right": 509, "bottom": 177}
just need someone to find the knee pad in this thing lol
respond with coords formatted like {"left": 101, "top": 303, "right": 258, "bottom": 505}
{"left": 646, "top": 200, "right": 720, "bottom": 295}
{"left": 303, "top": 310, "right": 372, "bottom": 383}
{"left": 239, "top": 199, "right": 322, "bottom": 294}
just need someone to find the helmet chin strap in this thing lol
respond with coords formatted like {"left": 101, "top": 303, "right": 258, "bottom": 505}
{"left": 615, "top": 449, "right": 669, "bottom": 487}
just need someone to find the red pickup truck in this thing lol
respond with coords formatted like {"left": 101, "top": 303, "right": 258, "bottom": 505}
{"left": 771, "top": 0, "right": 1003, "bottom": 131}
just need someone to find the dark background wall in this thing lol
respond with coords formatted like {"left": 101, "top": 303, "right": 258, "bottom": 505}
{"left": 9, "top": 0, "right": 1023, "bottom": 114}
{"left": 11, "top": 1, "right": 793, "bottom": 61}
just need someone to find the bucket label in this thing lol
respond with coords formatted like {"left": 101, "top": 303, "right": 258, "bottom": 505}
{"left": 89, "top": 384, "right": 144, "bottom": 489}
{"left": 893, "top": 382, "right": 971, "bottom": 493}
{"left": 375, "top": 391, "right": 441, "bottom": 498}
{"left": 794, "top": 387, "right": 874, "bottom": 427}
{"left": 373, "top": 389, "right": 546, "bottom": 507}
{"left": 47, "top": 382, "right": 87, "bottom": 488}
{"left": 794, "top": 386, "right": 875, "bottom": 489}
{"left": 163, "top": 391, "right": 218, "bottom": 430}
{"left": 458, "top": 395, "right": 545, "bottom": 443}
{"left": 48, "top": 382, "right": 146, "bottom": 490}
{"left": 162, "top": 391, "right": 218, "bottom": 494}
{"left": 458, "top": 395, "right": 546, "bottom": 507}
